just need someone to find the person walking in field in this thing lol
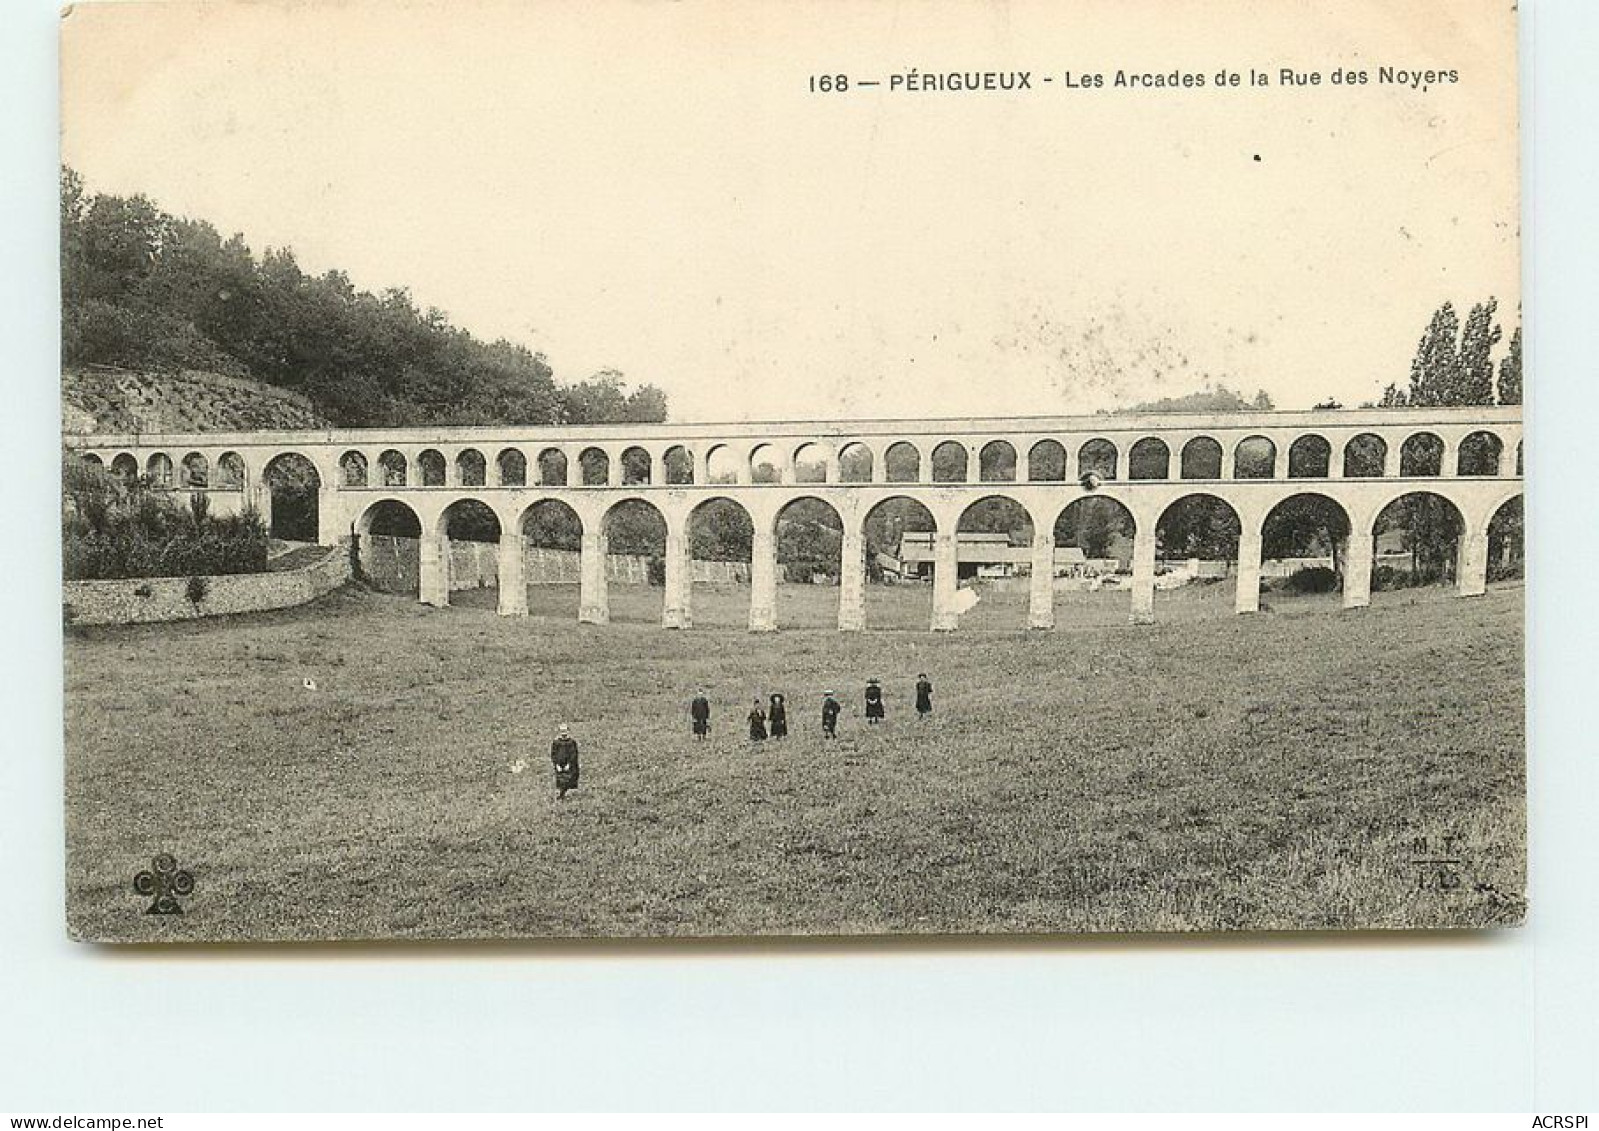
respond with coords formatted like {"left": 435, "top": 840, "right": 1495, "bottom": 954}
{"left": 821, "top": 691, "right": 841, "bottom": 740}
{"left": 550, "top": 723, "right": 580, "bottom": 801}
{"left": 690, "top": 691, "right": 711, "bottom": 740}
{"left": 864, "top": 678, "right": 885, "bottom": 724}
{"left": 768, "top": 693, "right": 788, "bottom": 739}
{"left": 915, "top": 673, "right": 933, "bottom": 720}
{"left": 747, "top": 697, "right": 768, "bottom": 742}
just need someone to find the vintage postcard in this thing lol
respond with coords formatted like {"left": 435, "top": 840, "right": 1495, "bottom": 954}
{"left": 60, "top": 0, "right": 1524, "bottom": 941}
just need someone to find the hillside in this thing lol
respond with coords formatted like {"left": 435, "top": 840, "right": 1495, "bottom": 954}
{"left": 62, "top": 367, "right": 331, "bottom": 434}
{"left": 61, "top": 169, "right": 667, "bottom": 428}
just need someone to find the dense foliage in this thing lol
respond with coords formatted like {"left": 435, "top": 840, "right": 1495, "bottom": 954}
{"left": 1375, "top": 297, "right": 1522, "bottom": 577}
{"left": 63, "top": 455, "right": 270, "bottom": 580}
{"left": 60, "top": 168, "right": 667, "bottom": 428}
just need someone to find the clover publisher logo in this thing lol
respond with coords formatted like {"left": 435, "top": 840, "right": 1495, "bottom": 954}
{"left": 134, "top": 853, "right": 195, "bottom": 915}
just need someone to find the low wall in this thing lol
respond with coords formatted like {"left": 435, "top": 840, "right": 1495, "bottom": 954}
{"left": 64, "top": 544, "right": 351, "bottom": 626}
{"left": 360, "top": 536, "right": 749, "bottom": 592}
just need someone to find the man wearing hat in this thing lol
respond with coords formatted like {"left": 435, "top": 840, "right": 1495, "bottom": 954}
{"left": 550, "top": 723, "right": 580, "bottom": 800}
{"left": 821, "top": 690, "right": 841, "bottom": 739}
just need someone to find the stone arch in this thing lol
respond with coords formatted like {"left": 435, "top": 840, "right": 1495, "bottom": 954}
{"left": 1180, "top": 436, "right": 1223, "bottom": 480}
{"left": 355, "top": 498, "right": 424, "bottom": 595}
{"left": 180, "top": 451, "right": 209, "bottom": 487}
{"left": 1400, "top": 432, "right": 1444, "bottom": 478}
{"left": 427, "top": 498, "right": 504, "bottom": 609}
{"left": 956, "top": 494, "right": 1036, "bottom": 630}
{"left": 883, "top": 441, "right": 922, "bottom": 483}
{"left": 978, "top": 440, "right": 1018, "bottom": 482}
{"left": 518, "top": 498, "right": 584, "bottom": 619}
{"left": 110, "top": 453, "right": 139, "bottom": 484}
{"left": 535, "top": 447, "right": 565, "bottom": 487}
{"left": 1156, "top": 493, "right": 1241, "bottom": 564}
{"left": 705, "top": 444, "right": 741, "bottom": 485}
{"left": 1233, "top": 435, "right": 1276, "bottom": 479}
{"left": 1372, "top": 489, "right": 1465, "bottom": 588}
{"left": 216, "top": 451, "right": 246, "bottom": 488}
{"left": 1054, "top": 495, "right": 1137, "bottom": 621}
{"left": 578, "top": 447, "right": 610, "bottom": 486}
{"left": 78, "top": 452, "right": 103, "bottom": 467}
{"left": 750, "top": 444, "right": 782, "bottom": 484}
{"left": 1053, "top": 496, "right": 1135, "bottom": 562}
{"left": 1287, "top": 434, "right": 1332, "bottom": 478}
{"left": 931, "top": 440, "right": 969, "bottom": 483}
{"left": 520, "top": 497, "right": 584, "bottom": 551}
{"left": 339, "top": 450, "right": 369, "bottom": 487}
{"left": 498, "top": 447, "right": 529, "bottom": 487}
{"left": 603, "top": 497, "right": 668, "bottom": 624}
{"left": 1343, "top": 433, "right": 1387, "bottom": 478}
{"left": 1078, "top": 438, "right": 1118, "bottom": 480}
{"left": 663, "top": 445, "right": 694, "bottom": 485}
{"left": 793, "top": 443, "right": 830, "bottom": 484}
{"left": 146, "top": 452, "right": 174, "bottom": 487}
{"left": 1128, "top": 437, "right": 1170, "bottom": 480}
{"left": 774, "top": 495, "right": 845, "bottom": 627}
{"left": 1028, "top": 439, "right": 1067, "bottom": 482}
{"left": 1457, "top": 431, "right": 1504, "bottom": 477}
{"left": 689, "top": 496, "right": 756, "bottom": 627}
{"left": 262, "top": 452, "right": 322, "bottom": 541}
{"left": 377, "top": 449, "right": 407, "bottom": 487}
{"left": 456, "top": 448, "right": 487, "bottom": 487}
{"left": 1487, "top": 494, "right": 1523, "bottom": 582}
{"left": 440, "top": 497, "right": 501, "bottom": 540}
{"left": 1259, "top": 492, "right": 1353, "bottom": 607}
{"left": 838, "top": 442, "right": 874, "bottom": 483}
{"left": 620, "top": 446, "right": 652, "bottom": 486}
{"left": 862, "top": 495, "right": 938, "bottom": 630}
{"left": 417, "top": 449, "right": 447, "bottom": 487}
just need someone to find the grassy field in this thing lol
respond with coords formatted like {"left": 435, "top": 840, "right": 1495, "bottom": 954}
{"left": 64, "top": 579, "right": 1526, "bottom": 941}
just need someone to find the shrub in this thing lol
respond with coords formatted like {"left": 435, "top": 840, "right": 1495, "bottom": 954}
{"left": 1373, "top": 564, "right": 1449, "bottom": 592}
{"left": 185, "top": 575, "right": 210, "bottom": 605}
{"left": 62, "top": 454, "right": 270, "bottom": 581}
{"left": 1285, "top": 566, "right": 1339, "bottom": 594}
{"left": 1488, "top": 559, "right": 1523, "bottom": 583}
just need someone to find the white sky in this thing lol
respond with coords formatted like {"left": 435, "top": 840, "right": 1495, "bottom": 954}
{"left": 61, "top": 0, "right": 1520, "bottom": 422}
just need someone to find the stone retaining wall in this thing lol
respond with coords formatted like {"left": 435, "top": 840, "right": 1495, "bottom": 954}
{"left": 63, "top": 544, "right": 351, "bottom": 626}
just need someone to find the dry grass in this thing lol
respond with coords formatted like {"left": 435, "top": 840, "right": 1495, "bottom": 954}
{"left": 64, "top": 579, "right": 1525, "bottom": 941}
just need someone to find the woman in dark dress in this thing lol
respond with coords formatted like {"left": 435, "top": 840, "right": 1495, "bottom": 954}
{"left": 550, "top": 723, "right": 580, "bottom": 800}
{"left": 747, "top": 698, "right": 768, "bottom": 742}
{"left": 768, "top": 693, "right": 788, "bottom": 739}
{"left": 864, "top": 678, "right": 885, "bottom": 724}
{"left": 821, "top": 691, "right": 841, "bottom": 739}
{"left": 915, "top": 673, "right": 933, "bottom": 719}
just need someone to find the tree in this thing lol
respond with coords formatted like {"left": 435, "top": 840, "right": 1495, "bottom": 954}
{"left": 1407, "top": 302, "right": 1462, "bottom": 407}
{"left": 1262, "top": 497, "right": 1350, "bottom": 576}
{"left": 1498, "top": 325, "right": 1522, "bottom": 405}
{"left": 60, "top": 166, "right": 666, "bottom": 429}
{"left": 1380, "top": 297, "right": 1519, "bottom": 585}
{"left": 1157, "top": 497, "right": 1239, "bottom": 561}
{"left": 1458, "top": 298, "right": 1502, "bottom": 405}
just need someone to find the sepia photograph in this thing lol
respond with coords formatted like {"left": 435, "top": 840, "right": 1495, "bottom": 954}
{"left": 58, "top": 0, "right": 1524, "bottom": 942}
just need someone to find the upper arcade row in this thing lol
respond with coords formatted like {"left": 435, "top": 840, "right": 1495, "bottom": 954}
{"left": 74, "top": 419, "right": 1524, "bottom": 491}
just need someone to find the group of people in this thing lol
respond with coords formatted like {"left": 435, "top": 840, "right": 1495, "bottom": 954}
{"left": 693, "top": 674, "right": 934, "bottom": 743}
{"left": 548, "top": 676, "right": 935, "bottom": 799}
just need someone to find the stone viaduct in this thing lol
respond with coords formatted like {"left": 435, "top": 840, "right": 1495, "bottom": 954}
{"left": 64, "top": 406, "right": 1523, "bottom": 631}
